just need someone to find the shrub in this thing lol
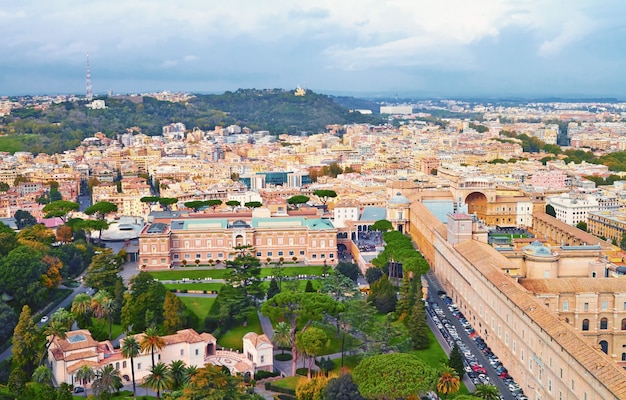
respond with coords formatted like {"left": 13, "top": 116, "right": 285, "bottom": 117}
{"left": 255, "top": 370, "right": 280, "bottom": 380}
{"left": 275, "top": 353, "right": 292, "bottom": 361}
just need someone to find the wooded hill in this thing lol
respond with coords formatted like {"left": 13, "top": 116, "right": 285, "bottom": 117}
{"left": 0, "top": 89, "right": 381, "bottom": 155}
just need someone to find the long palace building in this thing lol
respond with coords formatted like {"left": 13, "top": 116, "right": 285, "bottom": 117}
{"left": 138, "top": 210, "right": 337, "bottom": 268}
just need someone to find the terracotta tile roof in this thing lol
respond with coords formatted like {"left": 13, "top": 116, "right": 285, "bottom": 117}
{"left": 454, "top": 239, "right": 626, "bottom": 398}
{"left": 410, "top": 202, "right": 447, "bottom": 239}
{"left": 67, "top": 360, "right": 99, "bottom": 374}
{"left": 65, "top": 350, "right": 98, "bottom": 362}
{"left": 519, "top": 278, "right": 626, "bottom": 294}
{"left": 132, "top": 328, "right": 216, "bottom": 346}
{"left": 243, "top": 332, "right": 272, "bottom": 347}
{"left": 533, "top": 212, "right": 613, "bottom": 249}
{"left": 53, "top": 330, "right": 99, "bottom": 353}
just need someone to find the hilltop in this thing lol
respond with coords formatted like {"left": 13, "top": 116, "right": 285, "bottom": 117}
{"left": 0, "top": 89, "right": 380, "bottom": 155}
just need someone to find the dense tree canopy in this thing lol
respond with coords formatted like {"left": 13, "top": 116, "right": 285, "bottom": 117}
{"left": 0, "top": 246, "right": 48, "bottom": 308}
{"left": 353, "top": 353, "right": 437, "bottom": 400}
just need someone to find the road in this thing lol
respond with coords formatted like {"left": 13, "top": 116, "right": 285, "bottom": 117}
{"left": 424, "top": 271, "right": 519, "bottom": 400}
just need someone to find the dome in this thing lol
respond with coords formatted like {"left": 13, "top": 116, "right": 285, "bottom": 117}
{"left": 522, "top": 241, "right": 553, "bottom": 257}
{"left": 389, "top": 192, "right": 411, "bottom": 205}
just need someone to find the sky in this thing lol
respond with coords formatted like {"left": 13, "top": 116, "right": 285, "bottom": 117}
{"left": 1, "top": 0, "right": 625, "bottom": 98}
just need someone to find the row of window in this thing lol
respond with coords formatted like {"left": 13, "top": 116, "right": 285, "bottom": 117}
{"left": 563, "top": 300, "right": 626, "bottom": 311}
{"left": 580, "top": 318, "right": 626, "bottom": 331}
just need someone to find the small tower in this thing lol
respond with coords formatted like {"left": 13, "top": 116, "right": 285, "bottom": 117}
{"left": 86, "top": 52, "right": 93, "bottom": 101}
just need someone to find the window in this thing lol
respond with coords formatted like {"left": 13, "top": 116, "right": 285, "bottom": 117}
{"left": 195, "top": 349, "right": 199, "bottom": 356}
{"left": 622, "top": 319, "right": 626, "bottom": 330}
{"left": 267, "top": 252, "right": 273, "bottom": 257}
{"left": 261, "top": 355, "right": 264, "bottom": 363}
{"left": 278, "top": 251, "right": 283, "bottom": 256}
{"left": 599, "top": 340, "right": 608, "bottom": 354}
{"left": 180, "top": 349, "right": 184, "bottom": 356}
{"left": 218, "top": 253, "right": 223, "bottom": 258}
{"left": 548, "top": 378, "right": 552, "bottom": 393}
{"left": 123, "top": 361, "right": 127, "bottom": 368}
{"left": 206, "top": 253, "right": 212, "bottom": 258}
{"left": 256, "top": 252, "right": 262, "bottom": 257}
{"left": 115, "top": 362, "right": 119, "bottom": 370}
{"left": 137, "top": 363, "right": 141, "bottom": 370}
{"left": 196, "top": 253, "right": 201, "bottom": 259}
{"left": 584, "top": 302, "right": 588, "bottom": 311}
{"left": 185, "top": 254, "right": 190, "bottom": 259}
{"left": 289, "top": 251, "right": 294, "bottom": 256}
{"left": 330, "top": 253, "right": 334, "bottom": 258}
{"left": 571, "top": 380, "right": 575, "bottom": 391}
{"left": 582, "top": 319, "right": 589, "bottom": 331}
{"left": 300, "top": 250, "right": 305, "bottom": 255}
{"left": 563, "top": 301, "right": 568, "bottom": 311}
{"left": 602, "top": 301, "right": 608, "bottom": 310}
{"left": 312, "top": 254, "right": 317, "bottom": 259}
{"left": 173, "top": 254, "right": 179, "bottom": 259}
{"left": 600, "top": 318, "right": 608, "bottom": 330}
{"left": 521, "top": 349, "right": 524, "bottom": 361}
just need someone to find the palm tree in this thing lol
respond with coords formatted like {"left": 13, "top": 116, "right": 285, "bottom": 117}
{"left": 169, "top": 360, "right": 187, "bottom": 391}
{"left": 32, "top": 365, "right": 53, "bottom": 385}
{"left": 75, "top": 364, "right": 95, "bottom": 398}
{"left": 272, "top": 321, "right": 291, "bottom": 355}
{"left": 93, "top": 364, "right": 122, "bottom": 398}
{"left": 71, "top": 293, "right": 91, "bottom": 326}
{"left": 474, "top": 383, "right": 500, "bottom": 400}
{"left": 143, "top": 362, "right": 173, "bottom": 399}
{"left": 437, "top": 366, "right": 461, "bottom": 399}
{"left": 121, "top": 337, "right": 141, "bottom": 400}
{"left": 39, "top": 320, "right": 68, "bottom": 365}
{"left": 184, "top": 365, "right": 198, "bottom": 386}
{"left": 140, "top": 326, "right": 166, "bottom": 368}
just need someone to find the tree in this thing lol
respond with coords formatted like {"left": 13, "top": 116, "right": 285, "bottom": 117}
{"left": 32, "top": 365, "right": 53, "bottom": 385}
{"left": 163, "top": 291, "right": 185, "bottom": 334}
{"left": 184, "top": 200, "right": 205, "bottom": 212}
{"left": 122, "top": 273, "right": 167, "bottom": 333}
{"left": 91, "top": 290, "right": 115, "bottom": 339}
{"left": 56, "top": 224, "right": 73, "bottom": 243}
{"left": 437, "top": 366, "right": 460, "bottom": 399}
{"left": 406, "top": 291, "right": 429, "bottom": 350}
{"left": 287, "top": 195, "right": 310, "bottom": 209}
{"left": 312, "top": 189, "right": 337, "bottom": 210}
{"left": 272, "top": 321, "right": 292, "bottom": 355}
{"left": 296, "top": 375, "right": 331, "bottom": 400}
{"left": 158, "top": 197, "right": 178, "bottom": 211}
{"left": 226, "top": 200, "right": 241, "bottom": 211}
{"left": 364, "top": 267, "right": 383, "bottom": 284}
{"left": 84, "top": 249, "right": 123, "bottom": 292}
{"left": 121, "top": 336, "right": 141, "bottom": 400}
{"left": 448, "top": 343, "right": 465, "bottom": 378}
{"left": 576, "top": 221, "right": 588, "bottom": 232}
{"left": 335, "top": 262, "right": 361, "bottom": 282}
{"left": 474, "top": 384, "right": 500, "bottom": 400}
{"left": 42, "top": 200, "right": 79, "bottom": 222}
{"left": 324, "top": 373, "right": 364, "bottom": 400}
{"left": 267, "top": 278, "right": 281, "bottom": 299}
{"left": 244, "top": 201, "right": 262, "bottom": 209}
{"left": 14, "top": 209, "right": 37, "bottom": 230}
{"left": 140, "top": 326, "right": 166, "bottom": 368}
{"left": 296, "top": 327, "right": 328, "bottom": 379}
{"left": 179, "top": 364, "right": 257, "bottom": 400}
{"left": 93, "top": 364, "right": 122, "bottom": 398}
{"left": 169, "top": 360, "right": 187, "bottom": 391}
{"left": 84, "top": 201, "right": 118, "bottom": 241}
{"left": 17, "top": 223, "right": 55, "bottom": 251}
{"left": 0, "top": 246, "right": 47, "bottom": 308}
{"left": 71, "top": 293, "right": 92, "bottom": 327}
{"left": 0, "top": 182, "right": 8, "bottom": 192}
{"left": 39, "top": 320, "right": 68, "bottom": 365}
{"left": 0, "top": 223, "right": 18, "bottom": 256}
{"left": 143, "top": 362, "right": 172, "bottom": 400}
{"left": 370, "top": 219, "right": 393, "bottom": 233}
{"left": 545, "top": 204, "right": 556, "bottom": 217}
{"left": 305, "top": 280, "right": 315, "bottom": 292}
{"left": 262, "top": 292, "right": 341, "bottom": 376}
{"left": 204, "top": 199, "right": 223, "bottom": 211}
{"left": 353, "top": 353, "right": 437, "bottom": 399}
{"left": 75, "top": 365, "right": 95, "bottom": 397}
{"left": 224, "top": 254, "right": 263, "bottom": 300}
{"left": 367, "top": 274, "right": 397, "bottom": 314}
{"left": 0, "top": 301, "right": 17, "bottom": 345}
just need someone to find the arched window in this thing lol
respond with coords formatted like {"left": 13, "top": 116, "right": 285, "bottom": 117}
{"left": 600, "top": 318, "right": 608, "bottom": 330}
{"left": 622, "top": 318, "right": 626, "bottom": 330}
{"left": 582, "top": 319, "right": 589, "bottom": 331}
{"left": 599, "top": 340, "right": 608, "bottom": 354}
{"left": 123, "top": 361, "right": 127, "bottom": 368}
{"left": 622, "top": 353, "right": 626, "bottom": 361}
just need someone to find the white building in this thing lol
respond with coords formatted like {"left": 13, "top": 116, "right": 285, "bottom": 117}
{"left": 547, "top": 193, "right": 599, "bottom": 225}
{"left": 516, "top": 200, "right": 534, "bottom": 227}
{"left": 333, "top": 199, "right": 360, "bottom": 228}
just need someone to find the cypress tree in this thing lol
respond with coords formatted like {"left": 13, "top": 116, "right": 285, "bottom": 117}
{"left": 448, "top": 343, "right": 465, "bottom": 378}
{"left": 267, "top": 278, "right": 281, "bottom": 299}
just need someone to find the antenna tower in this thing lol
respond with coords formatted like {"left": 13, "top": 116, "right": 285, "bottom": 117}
{"left": 86, "top": 52, "right": 93, "bottom": 101}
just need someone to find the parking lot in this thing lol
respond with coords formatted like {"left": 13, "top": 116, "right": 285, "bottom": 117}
{"left": 425, "top": 273, "right": 528, "bottom": 400}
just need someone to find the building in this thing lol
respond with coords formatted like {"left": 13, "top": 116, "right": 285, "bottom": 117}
{"left": 547, "top": 193, "right": 599, "bottom": 226}
{"left": 588, "top": 210, "right": 626, "bottom": 244}
{"left": 138, "top": 213, "right": 338, "bottom": 268}
{"left": 333, "top": 198, "right": 360, "bottom": 228}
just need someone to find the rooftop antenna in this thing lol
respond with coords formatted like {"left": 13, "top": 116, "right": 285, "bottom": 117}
{"left": 86, "top": 52, "right": 93, "bottom": 101}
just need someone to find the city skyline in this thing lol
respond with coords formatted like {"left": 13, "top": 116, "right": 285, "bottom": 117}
{"left": 1, "top": 0, "right": 626, "bottom": 98}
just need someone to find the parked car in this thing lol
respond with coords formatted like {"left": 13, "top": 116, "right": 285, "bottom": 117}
{"left": 73, "top": 387, "right": 85, "bottom": 393}
{"left": 40, "top": 315, "right": 49, "bottom": 324}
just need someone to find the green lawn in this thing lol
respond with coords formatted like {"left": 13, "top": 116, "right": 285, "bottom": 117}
{"left": 179, "top": 296, "right": 216, "bottom": 324}
{"left": 260, "top": 279, "right": 322, "bottom": 292}
{"left": 164, "top": 283, "right": 224, "bottom": 292}
{"left": 217, "top": 310, "right": 263, "bottom": 351}
{"left": 411, "top": 329, "right": 448, "bottom": 367}
{"left": 260, "top": 266, "right": 325, "bottom": 278}
{"left": 88, "top": 318, "right": 124, "bottom": 341}
{"left": 271, "top": 376, "right": 304, "bottom": 391}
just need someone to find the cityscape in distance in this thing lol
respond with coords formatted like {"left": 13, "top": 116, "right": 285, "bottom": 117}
{"left": 2, "top": 2, "right": 626, "bottom": 400}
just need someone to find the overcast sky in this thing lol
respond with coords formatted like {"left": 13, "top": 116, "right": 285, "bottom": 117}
{"left": 1, "top": 0, "right": 625, "bottom": 98}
